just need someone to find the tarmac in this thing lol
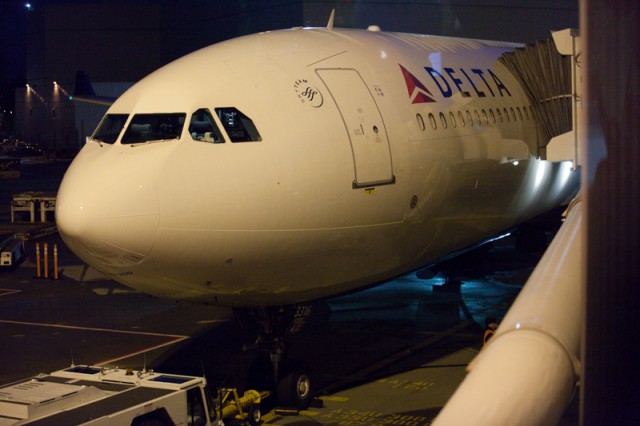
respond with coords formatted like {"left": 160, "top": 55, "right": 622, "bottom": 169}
{"left": 0, "top": 159, "right": 579, "bottom": 425}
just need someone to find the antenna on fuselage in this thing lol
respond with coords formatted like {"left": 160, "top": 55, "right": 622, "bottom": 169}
{"left": 327, "top": 9, "right": 335, "bottom": 31}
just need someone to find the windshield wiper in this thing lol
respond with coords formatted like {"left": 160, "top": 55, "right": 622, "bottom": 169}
{"left": 129, "top": 137, "right": 179, "bottom": 147}
{"left": 91, "top": 137, "right": 105, "bottom": 147}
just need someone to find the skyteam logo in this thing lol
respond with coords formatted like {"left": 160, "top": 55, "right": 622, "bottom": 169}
{"left": 400, "top": 64, "right": 512, "bottom": 103}
{"left": 294, "top": 79, "right": 324, "bottom": 108}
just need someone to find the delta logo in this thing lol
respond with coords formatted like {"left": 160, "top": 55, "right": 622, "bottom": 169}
{"left": 399, "top": 64, "right": 512, "bottom": 104}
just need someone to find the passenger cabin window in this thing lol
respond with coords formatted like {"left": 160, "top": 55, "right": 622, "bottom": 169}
{"left": 215, "top": 107, "right": 261, "bottom": 142}
{"left": 428, "top": 113, "right": 437, "bottom": 130}
{"left": 189, "top": 109, "right": 224, "bottom": 143}
{"left": 438, "top": 112, "right": 446, "bottom": 129}
{"left": 92, "top": 114, "right": 128, "bottom": 144}
{"left": 121, "top": 113, "right": 186, "bottom": 144}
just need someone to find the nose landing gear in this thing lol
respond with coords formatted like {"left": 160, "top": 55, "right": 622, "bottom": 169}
{"left": 233, "top": 304, "right": 314, "bottom": 409}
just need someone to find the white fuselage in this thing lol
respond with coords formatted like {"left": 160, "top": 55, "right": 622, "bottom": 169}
{"left": 56, "top": 28, "right": 578, "bottom": 306}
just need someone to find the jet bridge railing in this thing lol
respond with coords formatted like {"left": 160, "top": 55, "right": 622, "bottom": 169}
{"left": 433, "top": 194, "right": 583, "bottom": 426}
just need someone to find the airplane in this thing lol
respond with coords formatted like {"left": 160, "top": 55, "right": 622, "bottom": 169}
{"left": 56, "top": 20, "right": 579, "bottom": 407}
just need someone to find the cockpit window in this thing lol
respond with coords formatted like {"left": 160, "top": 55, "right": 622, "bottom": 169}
{"left": 189, "top": 109, "right": 224, "bottom": 143}
{"left": 215, "top": 108, "right": 262, "bottom": 142}
{"left": 121, "top": 113, "right": 186, "bottom": 144}
{"left": 92, "top": 114, "right": 128, "bottom": 144}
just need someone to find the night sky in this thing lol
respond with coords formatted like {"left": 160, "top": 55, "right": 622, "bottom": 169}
{"left": 0, "top": 0, "right": 578, "bottom": 130}
{"left": 0, "top": 1, "right": 29, "bottom": 114}
{"left": 0, "top": 0, "right": 155, "bottom": 125}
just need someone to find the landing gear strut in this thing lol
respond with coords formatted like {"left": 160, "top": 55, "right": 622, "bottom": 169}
{"left": 233, "top": 305, "right": 313, "bottom": 408}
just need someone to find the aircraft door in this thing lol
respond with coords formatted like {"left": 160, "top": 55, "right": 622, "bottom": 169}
{"left": 317, "top": 69, "right": 395, "bottom": 188}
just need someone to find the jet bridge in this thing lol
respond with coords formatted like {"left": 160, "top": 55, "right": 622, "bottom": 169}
{"left": 500, "top": 29, "right": 582, "bottom": 167}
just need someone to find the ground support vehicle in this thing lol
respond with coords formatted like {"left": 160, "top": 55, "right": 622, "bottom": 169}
{"left": 0, "top": 365, "right": 267, "bottom": 426}
{"left": 0, "top": 237, "right": 24, "bottom": 268}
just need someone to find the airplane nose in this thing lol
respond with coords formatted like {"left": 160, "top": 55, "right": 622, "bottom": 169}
{"left": 57, "top": 149, "right": 159, "bottom": 268}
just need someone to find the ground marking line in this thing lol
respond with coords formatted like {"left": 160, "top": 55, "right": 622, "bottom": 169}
{"left": 95, "top": 336, "right": 190, "bottom": 367}
{"left": 0, "top": 319, "right": 188, "bottom": 339}
{"left": 0, "top": 319, "right": 191, "bottom": 367}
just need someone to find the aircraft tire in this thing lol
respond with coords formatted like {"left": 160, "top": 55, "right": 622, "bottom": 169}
{"left": 276, "top": 368, "right": 311, "bottom": 409}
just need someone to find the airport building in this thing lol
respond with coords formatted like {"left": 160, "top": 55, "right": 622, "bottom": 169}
{"left": 15, "top": 0, "right": 577, "bottom": 153}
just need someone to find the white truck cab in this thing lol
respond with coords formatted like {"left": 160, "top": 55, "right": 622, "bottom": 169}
{"left": 0, "top": 365, "right": 212, "bottom": 425}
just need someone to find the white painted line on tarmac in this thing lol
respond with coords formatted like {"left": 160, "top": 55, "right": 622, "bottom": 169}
{"left": 0, "top": 319, "right": 187, "bottom": 338}
{"left": 96, "top": 336, "right": 189, "bottom": 367}
{"left": 0, "top": 319, "right": 189, "bottom": 366}
{"left": 196, "top": 319, "right": 228, "bottom": 324}
{"left": 0, "top": 289, "right": 21, "bottom": 297}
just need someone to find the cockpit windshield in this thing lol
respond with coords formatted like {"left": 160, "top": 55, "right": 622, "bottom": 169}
{"left": 121, "top": 113, "right": 186, "bottom": 144}
{"left": 92, "top": 114, "right": 129, "bottom": 144}
{"left": 215, "top": 108, "right": 262, "bottom": 142}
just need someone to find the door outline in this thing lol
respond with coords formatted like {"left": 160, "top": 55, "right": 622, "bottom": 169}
{"left": 316, "top": 68, "right": 396, "bottom": 188}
